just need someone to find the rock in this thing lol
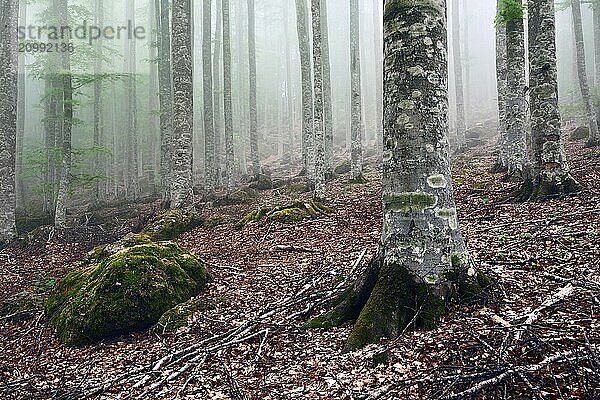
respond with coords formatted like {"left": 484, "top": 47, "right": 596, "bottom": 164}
{"left": 570, "top": 126, "right": 589, "bottom": 141}
{"left": 248, "top": 174, "right": 273, "bottom": 191}
{"left": 1, "top": 291, "right": 47, "bottom": 322}
{"left": 46, "top": 241, "right": 212, "bottom": 346}
{"left": 334, "top": 159, "right": 351, "bottom": 175}
{"left": 152, "top": 298, "right": 218, "bottom": 334}
{"left": 237, "top": 200, "right": 335, "bottom": 228}
{"left": 142, "top": 209, "right": 204, "bottom": 241}
{"left": 213, "top": 187, "right": 258, "bottom": 206}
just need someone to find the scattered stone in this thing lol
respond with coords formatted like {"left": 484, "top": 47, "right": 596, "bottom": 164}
{"left": 248, "top": 174, "right": 273, "bottom": 191}
{"left": 237, "top": 200, "right": 335, "bottom": 228}
{"left": 142, "top": 209, "right": 204, "bottom": 241}
{"left": 334, "top": 159, "right": 351, "bottom": 175}
{"left": 570, "top": 126, "right": 589, "bottom": 141}
{"left": 213, "top": 187, "right": 258, "bottom": 206}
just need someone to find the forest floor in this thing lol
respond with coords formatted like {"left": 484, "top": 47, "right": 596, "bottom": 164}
{"left": 1, "top": 133, "right": 599, "bottom": 400}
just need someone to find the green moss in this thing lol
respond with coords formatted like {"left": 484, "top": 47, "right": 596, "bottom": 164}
{"left": 345, "top": 262, "right": 447, "bottom": 351}
{"left": 142, "top": 209, "right": 204, "bottom": 241}
{"left": 152, "top": 297, "right": 219, "bottom": 334}
{"left": 85, "top": 233, "right": 153, "bottom": 265}
{"left": 237, "top": 201, "right": 334, "bottom": 227}
{"left": 384, "top": 192, "right": 438, "bottom": 213}
{"left": 45, "top": 242, "right": 212, "bottom": 346}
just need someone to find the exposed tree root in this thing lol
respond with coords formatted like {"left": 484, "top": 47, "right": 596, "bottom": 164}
{"left": 515, "top": 174, "right": 581, "bottom": 201}
{"left": 237, "top": 200, "right": 334, "bottom": 228}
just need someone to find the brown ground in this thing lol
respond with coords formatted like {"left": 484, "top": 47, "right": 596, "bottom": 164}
{"left": 1, "top": 136, "right": 599, "bottom": 400}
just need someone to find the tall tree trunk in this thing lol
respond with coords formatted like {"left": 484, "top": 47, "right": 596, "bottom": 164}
{"left": 222, "top": 0, "right": 235, "bottom": 190}
{"left": 594, "top": 2, "right": 600, "bottom": 86}
{"left": 16, "top": 0, "right": 25, "bottom": 207}
{"left": 93, "top": 0, "right": 104, "bottom": 203}
{"left": 312, "top": 0, "right": 326, "bottom": 200}
{"left": 494, "top": 0, "right": 508, "bottom": 170}
{"left": 125, "top": 0, "right": 140, "bottom": 200}
{"left": 572, "top": 0, "right": 600, "bottom": 146}
{"left": 283, "top": 0, "right": 295, "bottom": 162}
{"left": 350, "top": 0, "right": 364, "bottom": 182}
{"left": 307, "top": 0, "right": 484, "bottom": 351}
{"left": 294, "top": 0, "right": 314, "bottom": 178}
{"left": 321, "top": 0, "right": 333, "bottom": 178}
{"left": 0, "top": 0, "right": 18, "bottom": 242}
{"left": 171, "top": 0, "right": 195, "bottom": 208}
{"left": 373, "top": 0, "right": 383, "bottom": 152}
{"left": 54, "top": 0, "right": 73, "bottom": 228}
{"left": 202, "top": 0, "right": 216, "bottom": 191}
{"left": 451, "top": 0, "right": 466, "bottom": 148}
{"left": 214, "top": 0, "right": 224, "bottom": 186}
{"left": 505, "top": 4, "right": 527, "bottom": 174}
{"left": 148, "top": 0, "right": 159, "bottom": 191}
{"left": 247, "top": 0, "right": 260, "bottom": 176}
{"left": 523, "top": 0, "right": 579, "bottom": 198}
{"left": 157, "top": 0, "right": 174, "bottom": 202}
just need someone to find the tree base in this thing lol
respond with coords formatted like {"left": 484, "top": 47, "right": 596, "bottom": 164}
{"left": 305, "top": 251, "right": 491, "bottom": 351}
{"left": 516, "top": 173, "right": 581, "bottom": 201}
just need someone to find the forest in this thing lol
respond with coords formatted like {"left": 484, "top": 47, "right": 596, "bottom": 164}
{"left": 0, "top": 0, "right": 599, "bottom": 398}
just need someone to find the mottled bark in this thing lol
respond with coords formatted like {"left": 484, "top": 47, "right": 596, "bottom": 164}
{"left": 505, "top": 7, "right": 528, "bottom": 174}
{"left": 54, "top": 0, "right": 73, "bottom": 228}
{"left": 451, "top": 0, "right": 466, "bottom": 148}
{"left": 222, "top": 0, "right": 235, "bottom": 190}
{"left": 0, "top": 0, "right": 18, "bottom": 242}
{"left": 248, "top": 0, "right": 260, "bottom": 176}
{"left": 294, "top": 0, "right": 314, "bottom": 178}
{"left": 312, "top": 0, "right": 326, "bottom": 200}
{"left": 373, "top": 0, "right": 384, "bottom": 151}
{"left": 213, "top": 0, "right": 224, "bottom": 185}
{"left": 350, "top": 0, "right": 364, "bottom": 182}
{"left": 16, "top": 0, "right": 25, "bottom": 206}
{"left": 495, "top": 0, "right": 508, "bottom": 170}
{"left": 93, "top": 0, "right": 104, "bottom": 202}
{"left": 202, "top": 0, "right": 216, "bottom": 191}
{"left": 321, "top": 0, "right": 334, "bottom": 177}
{"left": 158, "top": 0, "right": 174, "bottom": 202}
{"left": 594, "top": 3, "right": 600, "bottom": 86}
{"left": 308, "top": 0, "right": 484, "bottom": 351}
{"left": 572, "top": 0, "right": 600, "bottom": 146}
{"left": 124, "top": 0, "right": 140, "bottom": 200}
{"left": 283, "top": 1, "right": 295, "bottom": 161}
{"left": 523, "top": 0, "right": 579, "bottom": 198}
{"left": 170, "top": 0, "right": 195, "bottom": 208}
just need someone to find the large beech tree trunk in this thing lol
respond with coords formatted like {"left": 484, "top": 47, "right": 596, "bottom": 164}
{"left": 523, "top": 0, "right": 579, "bottom": 198}
{"left": 247, "top": 0, "right": 260, "bottom": 177}
{"left": 307, "top": 0, "right": 485, "bottom": 351}
{"left": 0, "top": 0, "right": 18, "bottom": 243}
{"left": 572, "top": 0, "right": 600, "bottom": 146}
{"left": 202, "top": 0, "right": 216, "bottom": 191}
{"left": 170, "top": 0, "right": 194, "bottom": 208}
{"left": 222, "top": 0, "right": 235, "bottom": 190}
{"left": 504, "top": 3, "right": 527, "bottom": 174}
{"left": 349, "top": 0, "right": 364, "bottom": 182}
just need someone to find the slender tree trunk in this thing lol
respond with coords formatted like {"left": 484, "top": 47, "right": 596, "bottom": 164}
{"left": 125, "top": 0, "right": 140, "bottom": 200}
{"left": 572, "top": 0, "right": 600, "bottom": 146}
{"left": 93, "top": 0, "right": 104, "bottom": 203}
{"left": 247, "top": 0, "right": 260, "bottom": 176}
{"left": 214, "top": 0, "right": 224, "bottom": 186}
{"left": 148, "top": 0, "right": 159, "bottom": 191}
{"left": 321, "top": 0, "right": 333, "bottom": 178}
{"left": 373, "top": 0, "right": 383, "bottom": 152}
{"left": 0, "top": 0, "right": 18, "bottom": 242}
{"left": 222, "top": 0, "right": 235, "bottom": 190}
{"left": 202, "top": 0, "right": 216, "bottom": 191}
{"left": 350, "top": 0, "right": 364, "bottom": 182}
{"left": 495, "top": 0, "right": 508, "bottom": 170}
{"left": 16, "top": 0, "right": 25, "bottom": 208}
{"left": 312, "top": 0, "right": 326, "bottom": 200}
{"left": 523, "top": 0, "right": 579, "bottom": 198}
{"left": 451, "top": 0, "right": 466, "bottom": 148}
{"left": 170, "top": 0, "right": 195, "bottom": 208}
{"left": 594, "top": 2, "right": 600, "bottom": 86}
{"left": 283, "top": 0, "right": 295, "bottom": 162}
{"left": 156, "top": 0, "right": 174, "bottom": 202}
{"left": 294, "top": 0, "right": 314, "bottom": 178}
{"left": 307, "top": 0, "right": 484, "bottom": 351}
{"left": 505, "top": 5, "right": 528, "bottom": 174}
{"left": 54, "top": 0, "right": 73, "bottom": 228}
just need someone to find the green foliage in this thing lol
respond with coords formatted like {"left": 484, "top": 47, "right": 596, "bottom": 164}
{"left": 495, "top": 0, "right": 525, "bottom": 26}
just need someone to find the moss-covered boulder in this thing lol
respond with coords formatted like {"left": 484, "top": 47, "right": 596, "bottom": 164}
{"left": 86, "top": 233, "right": 153, "bottom": 264}
{"left": 248, "top": 174, "right": 273, "bottom": 191}
{"left": 142, "top": 209, "right": 204, "bottom": 241}
{"left": 46, "top": 241, "right": 212, "bottom": 346}
{"left": 334, "top": 159, "right": 351, "bottom": 175}
{"left": 570, "top": 126, "right": 589, "bottom": 141}
{"left": 152, "top": 297, "right": 219, "bottom": 334}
